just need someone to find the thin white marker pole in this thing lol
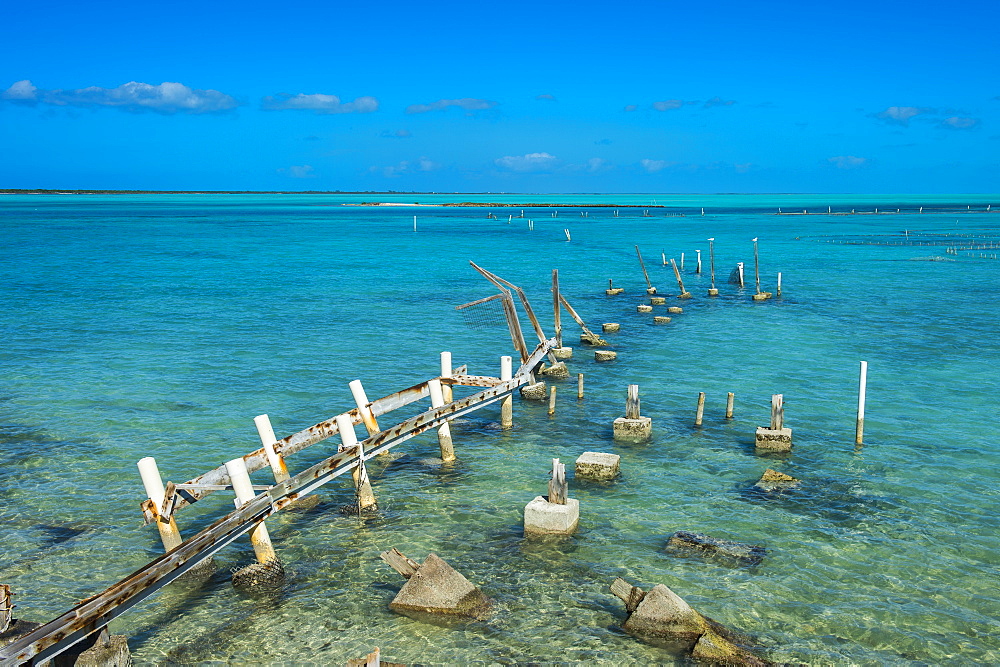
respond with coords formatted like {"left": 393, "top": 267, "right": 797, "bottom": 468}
{"left": 428, "top": 378, "right": 455, "bottom": 461}
{"left": 564, "top": 228, "right": 571, "bottom": 241}
{"left": 777, "top": 272, "right": 783, "bottom": 296}
{"left": 336, "top": 413, "right": 377, "bottom": 507}
{"left": 440, "top": 351, "right": 453, "bottom": 403}
{"left": 137, "top": 457, "right": 183, "bottom": 552}
{"left": 500, "top": 356, "right": 513, "bottom": 429}
{"left": 254, "top": 414, "right": 290, "bottom": 483}
{"left": 856, "top": 361, "right": 868, "bottom": 445}
{"left": 225, "top": 457, "right": 277, "bottom": 564}
{"left": 696, "top": 249, "right": 702, "bottom": 274}
{"left": 413, "top": 216, "right": 417, "bottom": 232}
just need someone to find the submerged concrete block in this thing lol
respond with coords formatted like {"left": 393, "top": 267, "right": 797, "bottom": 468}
{"left": 389, "top": 553, "right": 491, "bottom": 618}
{"left": 653, "top": 316, "right": 672, "bottom": 324}
{"left": 708, "top": 288, "right": 720, "bottom": 297}
{"left": 520, "top": 382, "right": 548, "bottom": 400}
{"left": 646, "top": 287, "right": 658, "bottom": 295}
{"left": 650, "top": 296, "right": 666, "bottom": 305}
{"left": 539, "top": 362, "right": 570, "bottom": 378}
{"left": 752, "top": 292, "right": 773, "bottom": 301}
{"left": 613, "top": 416, "right": 651, "bottom": 442}
{"left": 575, "top": 451, "right": 621, "bottom": 480}
{"left": 75, "top": 635, "right": 132, "bottom": 667}
{"left": 755, "top": 427, "right": 792, "bottom": 452}
{"left": 553, "top": 346, "right": 573, "bottom": 360}
{"left": 602, "top": 322, "right": 620, "bottom": 332}
{"left": 753, "top": 468, "right": 800, "bottom": 492}
{"left": 637, "top": 304, "right": 653, "bottom": 313}
{"left": 677, "top": 292, "right": 692, "bottom": 299}
{"left": 581, "top": 333, "right": 608, "bottom": 346}
{"left": 667, "top": 306, "right": 683, "bottom": 314}
{"left": 524, "top": 496, "right": 580, "bottom": 535}
{"left": 605, "top": 287, "right": 625, "bottom": 295}
{"left": 665, "top": 530, "right": 766, "bottom": 567}
{"left": 595, "top": 350, "right": 618, "bottom": 361}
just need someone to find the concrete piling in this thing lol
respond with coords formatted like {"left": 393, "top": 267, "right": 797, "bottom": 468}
{"left": 614, "top": 385, "right": 652, "bottom": 442}
{"left": 524, "top": 458, "right": 579, "bottom": 535}
{"left": 755, "top": 394, "right": 792, "bottom": 452}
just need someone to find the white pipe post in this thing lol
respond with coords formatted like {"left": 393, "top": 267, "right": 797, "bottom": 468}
{"left": 681, "top": 252, "right": 685, "bottom": 271}
{"left": 413, "top": 215, "right": 417, "bottom": 232}
{"left": 349, "top": 379, "right": 380, "bottom": 436}
{"left": 224, "top": 457, "right": 277, "bottom": 564}
{"left": 777, "top": 272, "right": 783, "bottom": 296}
{"left": 428, "top": 378, "right": 456, "bottom": 461}
{"left": 254, "top": 414, "right": 289, "bottom": 483}
{"left": 696, "top": 249, "right": 702, "bottom": 273}
{"left": 336, "top": 414, "right": 376, "bottom": 508}
{"left": 137, "top": 457, "right": 183, "bottom": 552}
{"left": 856, "top": 361, "right": 868, "bottom": 445}
{"left": 440, "top": 351, "right": 453, "bottom": 403}
{"left": 500, "top": 355, "right": 513, "bottom": 429}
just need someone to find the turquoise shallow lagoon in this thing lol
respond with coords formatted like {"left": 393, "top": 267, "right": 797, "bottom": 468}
{"left": 2, "top": 193, "right": 999, "bottom": 664}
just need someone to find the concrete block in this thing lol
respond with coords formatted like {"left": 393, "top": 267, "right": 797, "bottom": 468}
{"left": 646, "top": 287, "right": 658, "bottom": 295}
{"left": 389, "top": 553, "right": 491, "bottom": 618}
{"left": 622, "top": 582, "right": 706, "bottom": 641}
{"left": 605, "top": 287, "right": 625, "bottom": 295}
{"left": 649, "top": 296, "right": 666, "bottom": 305}
{"left": 613, "top": 416, "right": 651, "bottom": 442}
{"left": 595, "top": 350, "right": 618, "bottom": 362}
{"left": 667, "top": 306, "right": 683, "bottom": 314}
{"left": 75, "top": 635, "right": 132, "bottom": 667}
{"left": 602, "top": 322, "right": 620, "bottom": 332}
{"left": 753, "top": 468, "right": 800, "bottom": 492}
{"left": 637, "top": 304, "right": 653, "bottom": 313}
{"left": 553, "top": 346, "right": 573, "bottom": 360}
{"left": 575, "top": 452, "right": 620, "bottom": 480}
{"left": 708, "top": 288, "right": 719, "bottom": 296}
{"left": 752, "top": 292, "right": 773, "bottom": 301}
{"left": 580, "top": 333, "right": 608, "bottom": 346}
{"left": 524, "top": 496, "right": 580, "bottom": 535}
{"left": 539, "top": 362, "right": 570, "bottom": 378}
{"left": 653, "top": 316, "right": 672, "bottom": 324}
{"left": 520, "top": 382, "right": 547, "bottom": 400}
{"left": 755, "top": 427, "right": 792, "bottom": 451}
{"left": 677, "top": 292, "right": 693, "bottom": 299}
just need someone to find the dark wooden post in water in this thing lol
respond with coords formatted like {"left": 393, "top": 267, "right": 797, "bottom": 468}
{"left": 548, "top": 458, "right": 568, "bottom": 504}
{"left": 708, "top": 237, "right": 719, "bottom": 296}
{"left": 726, "top": 392, "right": 735, "bottom": 419}
{"left": 695, "top": 392, "right": 705, "bottom": 427}
{"left": 670, "top": 258, "right": 692, "bottom": 298}
{"left": 626, "top": 384, "right": 640, "bottom": 419}
{"left": 635, "top": 246, "right": 656, "bottom": 294}
{"left": 770, "top": 394, "right": 784, "bottom": 430}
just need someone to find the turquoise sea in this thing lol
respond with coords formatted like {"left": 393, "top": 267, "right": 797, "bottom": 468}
{"left": 1, "top": 193, "right": 999, "bottom": 664}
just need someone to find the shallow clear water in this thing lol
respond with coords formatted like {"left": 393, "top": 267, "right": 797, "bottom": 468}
{"left": 2, "top": 193, "right": 999, "bottom": 664}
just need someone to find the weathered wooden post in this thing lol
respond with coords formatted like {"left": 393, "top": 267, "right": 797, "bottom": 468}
{"left": 726, "top": 392, "right": 735, "bottom": 419}
{"left": 755, "top": 394, "right": 792, "bottom": 451}
{"left": 751, "top": 238, "right": 772, "bottom": 300}
{"left": 440, "top": 351, "right": 454, "bottom": 403}
{"left": 427, "top": 379, "right": 456, "bottom": 462}
{"left": 500, "top": 355, "right": 513, "bottom": 430}
{"left": 349, "top": 379, "right": 381, "bottom": 436}
{"left": 635, "top": 245, "right": 656, "bottom": 294}
{"left": 669, "top": 258, "right": 691, "bottom": 298}
{"left": 552, "top": 269, "right": 572, "bottom": 359}
{"left": 695, "top": 392, "right": 705, "bottom": 427}
{"left": 708, "top": 237, "right": 719, "bottom": 296}
{"left": 614, "top": 384, "right": 652, "bottom": 442}
{"left": 548, "top": 386, "right": 557, "bottom": 415}
{"left": 524, "top": 458, "right": 579, "bottom": 535}
{"left": 1, "top": 584, "right": 12, "bottom": 635}
{"left": 336, "top": 414, "right": 378, "bottom": 508}
{"left": 254, "top": 414, "right": 290, "bottom": 484}
{"left": 577, "top": 373, "right": 584, "bottom": 399}
{"left": 856, "top": 361, "right": 868, "bottom": 445}
{"left": 224, "top": 457, "right": 277, "bottom": 564}
{"left": 777, "top": 272, "right": 783, "bottom": 297}
{"left": 137, "top": 457, "right": 183, "bottom": 553}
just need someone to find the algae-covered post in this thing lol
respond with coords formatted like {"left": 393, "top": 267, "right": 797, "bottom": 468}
{"left": 137, "top": 456, "right": 183, "bottom": 553}
{"left": 753, "top": 237, "right": 762, "bottom": 295}
{"left": 224, "top": 457, "right": 277, "bottom": 565}
{"left": 726, "top": 392, "right": 735, "bottom": 419}
{"left": 577, "top": 373, "right": 584, "bottom": 399}
{"left": 856, "top": 361, "right": 868, "bottom": 445}
{"left": 500, "top": 356, "right": 513, "bottom": 429}
{"left": 254, "top": 414, "right": 290, "bottom": 484}
{"left": 427, "top": 379, "right": 456, "bottom": 461}
{"left": 695, "top": 392, "right": 706, "bottom": 427}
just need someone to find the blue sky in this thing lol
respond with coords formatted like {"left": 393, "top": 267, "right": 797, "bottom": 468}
{"left": 2, "top": 0, "right": 997, "bottom": 193}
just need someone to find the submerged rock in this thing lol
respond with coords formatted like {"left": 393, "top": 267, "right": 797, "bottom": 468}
{"left": 753, "top": 468, "right": 800, "bottom": 493}
{"left": 665, "top": 530, "right": 766, "bottom": 567}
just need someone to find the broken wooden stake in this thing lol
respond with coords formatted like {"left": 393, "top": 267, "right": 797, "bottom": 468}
{"left": 548, "top": 458, "right": 567, "bottom": 504}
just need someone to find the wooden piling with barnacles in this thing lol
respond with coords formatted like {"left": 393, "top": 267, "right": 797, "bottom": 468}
{"left": 856, "top": 361, "right": 868, "bottom": 445}
{"left": 695, "top": 392, "right": 705, "bottom": 427}
{"left": 726, "top": 392, "right": 735, "bottom": 419}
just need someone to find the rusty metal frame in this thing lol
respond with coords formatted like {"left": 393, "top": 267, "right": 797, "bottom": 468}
{"left": 0, "top": 338, "right": 556, "bottom": 666}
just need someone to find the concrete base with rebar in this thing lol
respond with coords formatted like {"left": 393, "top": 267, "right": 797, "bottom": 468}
{"left": 754, "top": 427, "right": 792, "bottom": 451}
{"left": 524, "top": 496, "right": 580, "bottom": 535}
{"left": 614, "top": 417, "right": 652, "bottom": 442}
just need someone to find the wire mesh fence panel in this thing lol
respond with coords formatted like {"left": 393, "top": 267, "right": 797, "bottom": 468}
{"left": 456, "top": 294, "right": 509, "bottom": 330}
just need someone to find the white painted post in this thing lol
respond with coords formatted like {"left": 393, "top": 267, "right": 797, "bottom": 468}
{"left": 413, "top": 216, "right": 417, "bottom": 232}
{"left": 254, "top": 414, "right": 289, "bottom": 483}
{"left": 224, "top": 457, "right": 277, "bottom": 564}
{"left": 500, "top": 355, "right": 513, "bottom": 429}
{"left": 137, "top": 457, "right": 183, "bottom": 552}
{"left": 440, "top": 351, "right": 453, "bottom": 403}
{"left": 856, "top": 361, "right": 868, "bottom": 445}
{"left": 336, "top": 414, "right": 377, "bottom": 508}
{"left": 777, "top": 272, "right": 783, "bottom": 296}
{"left": 349, "top": 379, "right": 380, "bottom": 436}
{"left": 681, "top": 252, "right": 685, "bottom": 271}
{"left": 548, "top": 386, "right": 557, "bottom": 416}
{"left": 428, "top": 378, "right": 456, "bottom": 461}
{"left": 564, "top": 228, "right": 571, "bottom": 241}
{"left": 696, "top": 249, "right": 702, "bottom": 273}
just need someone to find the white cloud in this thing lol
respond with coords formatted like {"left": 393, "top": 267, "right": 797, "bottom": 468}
{"left": 494, "top": 152, "right": 559, "bottom": 173}
{"left": 536, "top": 94, "right": 557, "bottom": 101}
{"left": 1, "top": 79, "right": 239, "bottom": 114}
{"left": 653, "top": 99, "right": 683, "bottom": 111}
{"left": 640, "top": 158, "right": 669, "bottom": 173}
{"left": 287, "top": 165, "right": 316, "bottom": 178}
{"left": 380, "top": 129, "right": 412, "bottom": 138}
{"left": 406, "top": 98, "right": 496, "bottom": 114}
{"left": 262, "top": 93, "right": 378, "bottom": 114}
{"left": 585, "top": 157, "right": 607, "bottom": 172}
{"left": 623, "top": 104, "right": 638, "bottom": 112}
{"left": 704, "top": 96, "right": 736, "bottom": 108}
{"left": 734, "top": 162, "right": 753, "bottom": 174}
{"left": 941, "top": 116, "right": 979, "bottom": 130}
{"left": 828, "top": 155, "right": 869, "bottom": 169}
{"left": 874, "top": 106, "right": 930, "bottom": 126}
{"left": 377, "top": 157, "right": 440, "bottom": 177}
